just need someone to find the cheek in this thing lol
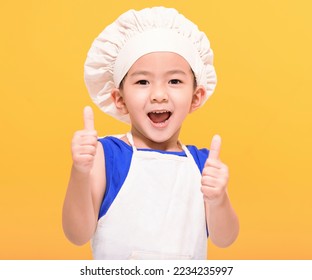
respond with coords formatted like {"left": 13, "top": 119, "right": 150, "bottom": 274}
{"left": 175, "top": 91, "right": 194, "bottom": 111}
{"left": 124, "top": 93, "right": 147, "bottom": 113}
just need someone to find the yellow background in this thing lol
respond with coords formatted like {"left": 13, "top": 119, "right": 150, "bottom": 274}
{"left": 1, "top": 0, "right": 311, "bottom": 259}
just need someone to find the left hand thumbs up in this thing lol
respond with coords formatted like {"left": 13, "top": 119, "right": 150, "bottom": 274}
{"left": 201, "top": 135, "right": 229, "bottom": 205}
{"left": 208, "top": 135, "right": 221, "bottom": 160}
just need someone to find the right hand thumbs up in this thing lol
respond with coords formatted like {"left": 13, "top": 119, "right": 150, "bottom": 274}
{"left": 71, "top": 106, "right": 98, "bottom": 173}
{"left": 83, "top": 106, "right": 95, "bottom": 131}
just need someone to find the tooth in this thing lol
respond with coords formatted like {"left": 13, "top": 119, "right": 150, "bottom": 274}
{"left": 150, "top": 110, "right": 170, "bottom": 114}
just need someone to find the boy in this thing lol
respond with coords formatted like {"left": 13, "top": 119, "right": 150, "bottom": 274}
{"left": 62, "top": 6, "right": 239, "bottom": 259}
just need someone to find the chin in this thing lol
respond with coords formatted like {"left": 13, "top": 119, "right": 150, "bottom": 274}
{"left": 146, "top": 128, "right": 181, "bottom": 148}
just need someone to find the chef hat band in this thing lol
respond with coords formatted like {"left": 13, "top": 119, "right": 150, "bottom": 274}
{"left": 113, "top": 28, "right": 203, "bottom": 87}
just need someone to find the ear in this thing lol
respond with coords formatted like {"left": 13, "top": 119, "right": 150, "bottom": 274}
{"left": 189, "top": 86, "right": 206, "bottom": 113}
{"left": 111, "top": 88, "right": 129, "bottom": 115}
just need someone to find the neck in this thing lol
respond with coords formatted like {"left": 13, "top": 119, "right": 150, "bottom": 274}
{"left": 126, "top": 130, "right": 183, "bottom": 152}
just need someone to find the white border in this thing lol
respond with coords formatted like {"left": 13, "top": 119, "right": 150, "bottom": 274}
{"left": 1, "top": 260, "right": 312, "bottom": 280}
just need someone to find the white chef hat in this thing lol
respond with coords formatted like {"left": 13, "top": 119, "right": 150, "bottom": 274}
{"left": 84, "top": 6, "right": 217, "bottom": 123}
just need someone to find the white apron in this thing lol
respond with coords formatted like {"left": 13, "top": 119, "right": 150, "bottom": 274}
{"left": 91, "top": 133, "right": 207, "bottom": 259}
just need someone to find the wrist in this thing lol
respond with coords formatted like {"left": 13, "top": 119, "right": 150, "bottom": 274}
{"left": 205, "top": 191, "right": 228, "bottom": 208}
{"left": 71, "top": 164, "right": 92, "bottom": 180}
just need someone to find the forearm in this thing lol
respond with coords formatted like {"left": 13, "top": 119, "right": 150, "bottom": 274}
{"left": 62, "top": 166, "right": 98, "bottom": 245}
{"left": 206, "top": 193, "right": 239, "bottom": 248}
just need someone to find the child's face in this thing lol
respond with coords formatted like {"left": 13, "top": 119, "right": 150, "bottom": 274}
{"left": 113, "top": 52, "right": 205, "bottom": 150}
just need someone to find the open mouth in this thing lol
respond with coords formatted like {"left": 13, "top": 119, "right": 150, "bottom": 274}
{"left": 147, "top": 110, "right": 172, "bottom": 125}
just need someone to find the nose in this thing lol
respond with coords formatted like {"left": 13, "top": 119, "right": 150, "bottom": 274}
{"left": 150, "top": 86, "right": 168, "bottom": 103}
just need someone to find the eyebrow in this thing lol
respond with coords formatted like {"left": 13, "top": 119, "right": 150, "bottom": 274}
{"left": 129, "top": 71, "right": 151, "bottom": 77}
{"left": 166, "top": 70, "right": 188, "bottom": 76}
{"left": 129, "top": 69, "right": 188, "bottom": 77}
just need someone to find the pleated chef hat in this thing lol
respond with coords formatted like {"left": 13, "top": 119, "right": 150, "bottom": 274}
{"left": 84, "top": 6, "right": 217, "bottom": 123}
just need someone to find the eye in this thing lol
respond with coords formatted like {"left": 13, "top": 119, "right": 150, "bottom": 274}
{"left": 136, "top": 80, "right": 149, "bottom": 85}
{"left": 169, "top": 79, "right": 182, "bottom": 85}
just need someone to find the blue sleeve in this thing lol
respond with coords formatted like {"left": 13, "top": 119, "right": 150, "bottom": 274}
{"left": 186, "top": 145, "right": 209, "bottom": 173}
{"left": 97, "top": 136, "right": 133, "bottom": 219}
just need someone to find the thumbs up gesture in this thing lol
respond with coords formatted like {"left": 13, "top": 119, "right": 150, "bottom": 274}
{"left": 201, "top": 135, "right": 229, "bottom": 205}
{"left": 71, "top": 106, "right": 98, "bottom": 173}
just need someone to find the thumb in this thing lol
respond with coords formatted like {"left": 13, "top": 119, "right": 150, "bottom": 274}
{"left": 208, "top": 134, "right": 222, "bottom": 160}
{"left": 83, "top": 106, "right": 94, "bottom": 130}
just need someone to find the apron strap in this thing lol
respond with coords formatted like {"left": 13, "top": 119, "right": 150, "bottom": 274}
{"left": 181, "top": 144, "right": 192, "bottom": 159}
{"left": 126, "top": 132, "right": 137, "bottom": 152}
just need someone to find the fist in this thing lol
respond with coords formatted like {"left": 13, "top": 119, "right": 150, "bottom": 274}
{"left": 201, "top": 135, "right": 229, "bottom": 205}
{"left": 71, "top": 106, "right": 98, "bottom": 173}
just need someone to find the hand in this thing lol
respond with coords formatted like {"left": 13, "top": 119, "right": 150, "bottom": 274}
{"left": 71, "top": 106, "right": 98, "bottom": 173}
{"left": 201, "top": 135, "right": 229, "bottom": 205}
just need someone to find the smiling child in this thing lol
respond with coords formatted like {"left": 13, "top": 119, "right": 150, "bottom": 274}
{"left": 62, "top": 6, "right": 239, "bottom": 260}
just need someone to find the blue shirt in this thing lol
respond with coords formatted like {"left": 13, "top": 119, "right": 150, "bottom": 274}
{"left": 98, "top": 136, "right": 209, "bottom": 220}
